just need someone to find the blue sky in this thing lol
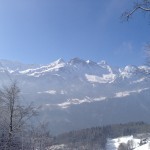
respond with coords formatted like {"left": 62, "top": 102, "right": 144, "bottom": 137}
{"left": 0, "top": 0, "right": 149, "bottom": 66}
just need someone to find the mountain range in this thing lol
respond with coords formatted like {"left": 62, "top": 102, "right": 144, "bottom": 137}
{"left": 0, "top": 58, "right": 150, "bottom": 134}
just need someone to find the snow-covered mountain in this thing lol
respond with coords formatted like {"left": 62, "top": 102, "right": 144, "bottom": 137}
{"left": 0, "top": 58, "right": 150, "bottom": 134}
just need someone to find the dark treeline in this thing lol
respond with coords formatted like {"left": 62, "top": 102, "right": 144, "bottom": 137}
{"left": 53, "top": 121, "right": 150, "bottom": 149}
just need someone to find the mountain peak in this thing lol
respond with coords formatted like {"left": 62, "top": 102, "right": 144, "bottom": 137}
{"left": 55, "top": 58, "right": 65, "bottom": 64}
{"left": 50, "top": 58, "right": 65, "bottom": 66}
{"left": 68, "top": 58, "right": 86, "bottom": 65}
{"left": 98, "top": 60, "right": 107, "bottom": 66}
{"left": 86, "top": 60, "right": 97, "bottom": 65}
{"left": 124, "top": 65, "right": 138, "bottom": 73}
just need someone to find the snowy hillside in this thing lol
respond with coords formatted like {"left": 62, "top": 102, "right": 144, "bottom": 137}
{"left": 0, "top": 58, "right": 150, "bottom": 133}
{"left": 49, "top": 137, "right": 150, "bottom": 150}
{"left": 106, "top": 135, "right": 150, "bottom": 150}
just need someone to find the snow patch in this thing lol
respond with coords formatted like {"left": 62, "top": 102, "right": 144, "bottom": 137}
{"left": 57, "top": 97, "right": 106, "bottom": 109}
{"left": 131, "top": 78, "right": 146, "bottom": 84}
{"left": 115, "top": 88, "right": 149, "bottom": 98}
{"left": 85, "top": 73, "right": 116, "bottom": 84}
{"left": 47, "top": 144, "right": 66, "bottom": 150}
{"left": 38, "top": 90, "right": 57, "bottom": 95}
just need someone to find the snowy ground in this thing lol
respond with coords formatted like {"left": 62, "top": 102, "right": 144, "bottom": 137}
{"left": 106, "top": 135, "right": 150, "bottom": 150}
{"left": 47, "top": 144, "right": 67, "bottom": 150}
{"left": 135, "top": 143, "right": 150, "bottom": 150}
{"left": 46, "top": 135, "right": 150, "bottom": 150}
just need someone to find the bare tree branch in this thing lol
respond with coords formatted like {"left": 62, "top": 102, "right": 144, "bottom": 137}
{"left": 122, "top": 0, "right": 150, "bottom": 21}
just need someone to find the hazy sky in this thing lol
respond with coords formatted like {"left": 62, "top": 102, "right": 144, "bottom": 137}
{"left": 0, "top": 0, "right": 149, "bottom": 66}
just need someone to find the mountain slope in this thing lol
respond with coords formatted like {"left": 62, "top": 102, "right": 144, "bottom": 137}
{"left": 0, "top": 58, "right": 150, "bottom": 134}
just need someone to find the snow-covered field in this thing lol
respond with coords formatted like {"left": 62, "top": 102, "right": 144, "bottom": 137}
{"left": 47, "top": 144, "right": 67, "bottom": 150}
{"left": 106, "top": 135, "right": 150, "bottom": 150}
{"left": 46, "top": 135, "right": 150, "bottom": 150}
{"left": 135, "top": 143, "right": 150, "bottom": 150}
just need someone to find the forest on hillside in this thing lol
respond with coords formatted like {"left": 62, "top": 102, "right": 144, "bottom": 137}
{"left": 51, "top": 122, "right": 150, "bottom": 150}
